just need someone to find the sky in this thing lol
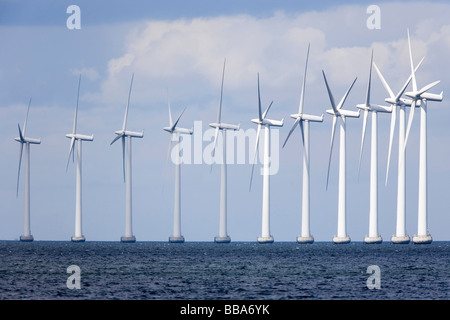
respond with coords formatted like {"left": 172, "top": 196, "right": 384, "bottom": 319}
{"left": 1, "top": 0, "right": 450, "bottom": 242}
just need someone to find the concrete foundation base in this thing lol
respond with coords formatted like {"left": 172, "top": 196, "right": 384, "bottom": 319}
{"left": 71, "top": 236, "right": 86, "bottom": 242}
{"left": 214, "top": 236, "right": 231, "bottom": 243}
{"left": 121, "top": 236, "right": 136, "bottom": 243}
{"left": 364, "top": 236, "right": 382, "bottom": 244}
{"left": 169, "top": 236, "right": 185, "bottom": 243}
{"left": 257, "top": 236, "right": 274, "bottom": 244}
{"left": 296, "top": 236, "right": 314, "bottom": 244}
{"left": 391, "top": 235, "right": 410, "bottom": 244}
{"left": 20, "top": 235, "right": 33, "bottom": 242}
{"left": 333, "top": 236, "right": 351, "bottom": 244}
{"left": 413, "top": 234, "right": 432, "bottom": 244}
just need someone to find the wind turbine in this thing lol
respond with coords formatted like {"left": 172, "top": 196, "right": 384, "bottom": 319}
{"left": 163, "top": 93, "right": 193, "bottom": 243}
{"left": 403, "top": 29, "right": 443, "bottom": 244}
{"left": 357, "top": 50, "right": 391, "bottom": 244}
{"left": 66, "top": 75, "right": 93, "bottom": 242}
{"left": 373, "top": 57, "right": 424, "bottom": 244}
{"left": 250, "top": 73, "right": 284, "bottom": 244}
{"left": 323, "top": 71, "right": 360, "bottom": 244}
{"left": 111, "top": 73, "right": 144, "bottom": 243}
{"left": 282, "top": 44, "right": 323, "bottom": 244}
{"left": 15, "top": 98, "right": 41, "bottom": 242}
{"left": 209, "top": 59, "right": 240, "bottom": 243}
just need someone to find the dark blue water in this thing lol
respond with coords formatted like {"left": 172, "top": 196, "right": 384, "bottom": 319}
{"left": 0, "top": 241, "right": 449, "bottom": 300}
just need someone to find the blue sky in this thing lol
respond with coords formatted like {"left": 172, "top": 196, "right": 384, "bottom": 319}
{"left": 1, "top": 0, "right": 450, "bottom": 242}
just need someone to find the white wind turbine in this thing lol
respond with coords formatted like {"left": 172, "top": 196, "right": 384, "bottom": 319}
{"left": 282, "top": 44, "right": 323, "bottom": 244}
{"left": 209, "top": 59, "right": 240, "bottom": 243}
{"left": 403, "top": 30, "right": 443, "bottom": 244}
{"left": 66, "top": 75, "right": 93, "bottom": 242}
{"left": 250, "top": 73, "right": 284, "bottom": 244}
{"left": 111, "top": 73, "right": 144, "bottom": 243}
{"left": 163, "top": 94, "right": 192, "bottom": 243}
{"left": 373, "top": 57, "right": 424, "bottom": 244}
{"left": 357, "top": 50, "right": 391, "bottom": 244}
{"left": 323, "top": 71, "right": 360, "bottom": 244}
{"left": 15, "top": 98, "right": 41, "bottom": 242}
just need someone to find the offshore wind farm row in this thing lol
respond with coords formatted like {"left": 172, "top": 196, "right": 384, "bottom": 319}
{"left": 12, "top": 30, "right": 443, "bottom": 245}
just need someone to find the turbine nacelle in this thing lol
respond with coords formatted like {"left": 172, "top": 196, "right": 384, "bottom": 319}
{"left": 15, "top": 136, "right": 41, "bottom": 144}
{"left": 405, "top": 90, "right": 443, "bottom": 102}
{"left": 209, "top": 122, "right": 240, "bottom": 131}
{"left": 386, "top": 97, "right": 416, "bottom": 106}
{"left": 65, "top": 133, "right": 94, "bottom": 141}
{"left": 326, "top": 108, "right": 360, "bottom": 118}
{"left": 251, "top": 118, "right": 284, "bottom": 127}
{"left": 397, "top": 97, "right": 417, "bottom": 106}
{"left": 114, "top": 130, "right": 144, "bottom": 138}
{"left": 356, "top": 104, "right": 370, "bottom": 111}
{"left": 289, "top": 113, "right": 323, "bottom": 122}
{"left": 163, "top": 127, "right": 193, "bottom": 135}
{"left": 357, "top": 104, "right": 392, "bottom": 113}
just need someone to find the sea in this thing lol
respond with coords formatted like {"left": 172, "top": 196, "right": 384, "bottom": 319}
{"left": 0, "top": 241, "right": 449, "bottom": 304}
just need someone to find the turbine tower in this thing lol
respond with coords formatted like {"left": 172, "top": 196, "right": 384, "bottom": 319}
{"left": 357, "top": 51, "right": 391, "bottom": 244}
{"left": 282, "top": 44, "right": 323, "bottom": 244}
{"left": 66, "top": 75, "right": 94, "bottom": 242}
{"left": 15, "top": 98, "right": 41, "bottom": 242}
{"left": 163, "top": 94, "right": 192, "bottom": 243}
{"left": 250, "top": 73, "right": 284, "bottom": 244}
{"left": 323, "top": 71, "right": 360, "bottom": 244}
{"left": 210, "top": 59, "right": 240, "bottom": 243}
{"left": 404, "top": 30, "right": 443, "bottom": 244}
{"left": 374, "top": 58, "right": 424, "bottom": 244}
{"left": 111, "top": 73, "right": 144, "bottom": 243}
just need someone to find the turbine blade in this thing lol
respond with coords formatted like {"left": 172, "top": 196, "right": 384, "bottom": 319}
{"left": 123, "top": 73, "right": 134, "bottom": 132}
{"left": 249, "top": 124, "right": 262, "bottom": 191}
{"left": 110, "top": 133, "right": 123, "bottom": 145}
{"left": 16, "top": 143, "right": 23, "bottom": 197}
{"left": 122, "top": 136, "right": 126, "bottom": 183}
{"left": 211, "top": 126, "right": 220, "bottom": 160}
{"left": 262, "top": 101, "right": 273, "bottom": 119}
{"left": 167, "top": 88, "right": 173, "bottom": 127}
{"left": 66, "top": 137, "right": 75, "bottom": 172}
{"left": 322, "top": 71, "right": 337, "bottom": 113}
{"left": 257, "top": 73, "right": 262, "bottom": 122}
{"left": 73, "top": 74, "right": 81, "bottom": 135}
{"left": 418, "top": 80, "right": 440, "bottom": 96}
{"left": 23, "top": 98, "right": 32, "bottom": 137}
{"left": 385, "top": 104, "right": 397, "bottom": 185}
{"left": 365, "top": 49, "right": 374, "bottom": 106}
{"left": 217, "top": 59, "right": 226, "bottom": 124}
{"left": 373, "top": 62, "right": 395, "bottom": 99}
{"left": 404, "top": 99, "right": 416, "bottom": 149}
{"left": 298, "top": 43, "right": 310, "bottom": 115}
{"left": 171, "top": 107, "right": 187, "bottom": 131}
{"left": 407, "top": 29, "right": 417, "bottom": 92}
{"left": 395, "top": 56, "right": 425, "bottom": 101}
{"left": 165, "top": 133, "right": 173, "bottom": 172}
{"left": 282, "top": 117, "right": 300, "bottom": 148}
{"left": 326, "top": 116, "right": 338, "bottom": 190}
{"left": 337, "top": 77, "right": 358, "bottom": 110}
{"left": 396, "top": 74, "right": 413, "bottom": 101}
{"left": 358, "top": 109, "right": 369, "bottom": 179}
{"left": 18, "top": 124, "right": 24, "bottom": 142}
{"left": 299, "top": 120, "right": 309, "bottom": 167}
